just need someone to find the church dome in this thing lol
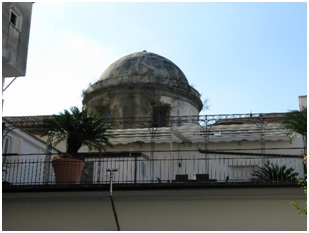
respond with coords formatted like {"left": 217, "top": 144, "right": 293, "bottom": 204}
{"left": 99, "top": 51, "right": 190, "bottom": 86}
{"left": 83, "top": 51, "right": 203, "bottom": 128}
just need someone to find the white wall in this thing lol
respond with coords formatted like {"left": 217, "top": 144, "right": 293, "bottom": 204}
{"left": 2, "top": 123, "right": 59, "bottom": 184}
{"left": 2, "top": 187, "right": 306, "bottom": 231}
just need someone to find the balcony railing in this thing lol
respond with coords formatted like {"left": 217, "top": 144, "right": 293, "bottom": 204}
{"left": 2, "top": 152, "right": 305, "bottom": 187}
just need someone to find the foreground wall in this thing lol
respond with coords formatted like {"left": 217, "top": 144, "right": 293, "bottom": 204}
{"left": 2, "top": 187, "right": 306, "bottom": 231}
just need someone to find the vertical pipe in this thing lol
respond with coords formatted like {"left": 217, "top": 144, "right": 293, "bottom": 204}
{"left": 107, "top": 169, "right": 121, "bottom": 231}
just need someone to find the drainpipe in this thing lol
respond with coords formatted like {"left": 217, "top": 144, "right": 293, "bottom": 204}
{"left": 107, "top": 169, "right": 121, "bottom": 231}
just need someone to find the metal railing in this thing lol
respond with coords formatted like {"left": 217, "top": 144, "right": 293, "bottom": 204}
{"left": 2, "top": 152, "right": 305, "bottom": 186}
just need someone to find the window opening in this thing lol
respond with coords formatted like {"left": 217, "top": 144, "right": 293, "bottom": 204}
{"left": 10, "top": 12, "right": 17, "bottom": 26}
{"left": 152, "top": 105, "right": 170, "bottom": 127}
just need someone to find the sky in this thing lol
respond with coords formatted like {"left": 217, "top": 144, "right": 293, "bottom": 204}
{"left": 2, "top": 1, "right": 307, "bottom": 116}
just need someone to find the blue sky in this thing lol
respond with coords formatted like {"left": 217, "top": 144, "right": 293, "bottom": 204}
{"left": 2, "top": 2, "right": 307, "bottom": 116}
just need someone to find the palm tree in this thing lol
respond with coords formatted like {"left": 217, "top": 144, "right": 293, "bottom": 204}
{"left": 43, "top": 106, "right": 113, "bottom": 159}
{"left": 282, "top": 107, "right": 307, "bottom": 148}
{"left": 252, "top": 162, "right": 299, "bottom": 183}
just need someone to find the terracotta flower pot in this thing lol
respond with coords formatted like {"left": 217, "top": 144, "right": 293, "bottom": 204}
{"left": 52, "top": 157, "right": 85, "bottom": 184}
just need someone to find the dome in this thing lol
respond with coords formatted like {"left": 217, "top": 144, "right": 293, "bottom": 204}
{"left": 83, "top": 51, "right": 203, "bottom": 128}
{"left": 99, "top": 51, "right": 189, "bottom": 86}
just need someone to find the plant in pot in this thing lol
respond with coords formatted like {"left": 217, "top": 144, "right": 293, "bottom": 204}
{"left": 42, "top": 106, "right": 113, "bottom": 184}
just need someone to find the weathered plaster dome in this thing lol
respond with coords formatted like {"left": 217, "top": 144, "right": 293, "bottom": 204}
{"left": 83, "top": 51, "right": 203, "bottom": 128}
{"left": 99, "top": 51, "right": 190, "bottom": 86}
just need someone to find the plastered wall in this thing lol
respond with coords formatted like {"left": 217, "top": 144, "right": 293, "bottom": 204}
{"left": 3, "top": 187, "right": 306, "bottom": 231}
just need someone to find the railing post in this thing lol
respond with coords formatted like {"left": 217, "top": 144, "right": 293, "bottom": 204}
{"left": 134, "top": 156, "right": 137, "bottom": 184}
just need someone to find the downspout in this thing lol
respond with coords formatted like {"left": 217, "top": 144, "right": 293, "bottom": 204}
{"left": 107, "top": 169, "right": 121, "bottom": 231}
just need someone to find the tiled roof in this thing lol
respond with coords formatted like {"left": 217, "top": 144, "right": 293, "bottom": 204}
{"left": 3, "top": 115, "right": 54, "bottom": 130}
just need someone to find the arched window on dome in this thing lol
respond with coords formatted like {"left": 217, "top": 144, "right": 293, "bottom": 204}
{"left": 152, "top": 104, "right": 170, "bottom": 127}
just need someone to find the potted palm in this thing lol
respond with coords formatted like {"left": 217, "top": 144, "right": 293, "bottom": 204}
{"left": 43, "top": 106, "right": 112, "bottom": 184}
